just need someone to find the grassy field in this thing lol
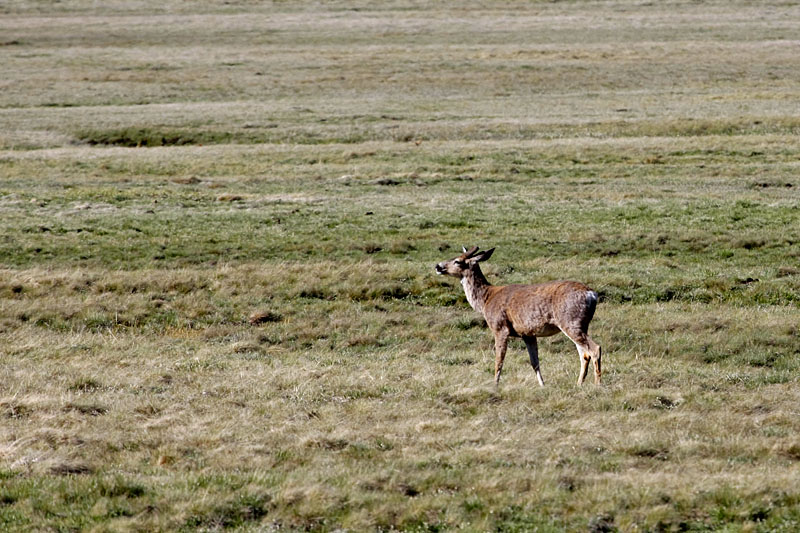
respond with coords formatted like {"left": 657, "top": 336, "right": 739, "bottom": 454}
{"left": 2, "top": 0, "right": 800, "bottom": 531}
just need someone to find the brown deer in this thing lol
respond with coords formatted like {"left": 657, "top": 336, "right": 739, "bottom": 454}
{"left": 435, "top": 246, "right": 602, "bottom": 386}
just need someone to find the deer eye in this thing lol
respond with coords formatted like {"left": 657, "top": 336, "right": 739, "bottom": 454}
{"left": 455, "top": 260, "right": 466, "bottom": 267}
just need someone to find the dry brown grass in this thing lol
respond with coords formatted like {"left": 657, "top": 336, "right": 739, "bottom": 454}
{"left": 2, "top": 265, "right": 799, "bottom": 529}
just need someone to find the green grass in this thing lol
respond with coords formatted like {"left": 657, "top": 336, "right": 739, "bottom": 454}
{"left": 2, "top": 0, "right": 800, "bottom": 531}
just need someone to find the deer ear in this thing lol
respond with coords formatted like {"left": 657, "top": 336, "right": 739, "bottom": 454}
{"left": 471, "top": 247, "right": 495, "bottom": 263}
{"left": 462, "top": 246, "right": 468, "bottom": 253}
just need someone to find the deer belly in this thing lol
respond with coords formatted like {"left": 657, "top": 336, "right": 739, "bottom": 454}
{"left": 509, "top": 319, "right": 560, "bottom": 338}
{"left": 534, "top": 324, "right": 561, "bottom": 337}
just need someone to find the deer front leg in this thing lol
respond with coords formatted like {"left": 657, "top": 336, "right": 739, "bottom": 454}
{"left": 523, "top": 336, "right": 544, "bottom": 387}
{"left": 493, "top": 329, "right": 509, "bottom": 386}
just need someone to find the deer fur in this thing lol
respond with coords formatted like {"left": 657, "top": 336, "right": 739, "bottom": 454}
{"left": 435, "top": 246, "right": 602, "bottom": 386}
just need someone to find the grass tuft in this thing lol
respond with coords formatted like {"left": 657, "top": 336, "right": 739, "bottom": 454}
{"left": 76, "top": 128, "right": 240, "bottom": 148}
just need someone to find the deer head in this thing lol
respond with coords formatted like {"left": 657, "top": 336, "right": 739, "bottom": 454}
{"left": 435, "top": 246, "right": 495, "bottom": 277}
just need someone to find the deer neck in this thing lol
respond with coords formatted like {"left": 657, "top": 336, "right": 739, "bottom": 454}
{"left": 461, "top": 267, "right": 491, "bottom": 313}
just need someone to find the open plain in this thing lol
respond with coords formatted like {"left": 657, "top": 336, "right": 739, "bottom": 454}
{"left": 1, "top": 1, "right": 800, "bottom": 530}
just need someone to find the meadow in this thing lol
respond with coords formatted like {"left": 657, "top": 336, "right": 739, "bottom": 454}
{"left": 1, "top": 0, "right": 800, "bottom": 531}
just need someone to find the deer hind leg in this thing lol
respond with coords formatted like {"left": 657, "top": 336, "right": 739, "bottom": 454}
{"left": 493, "top": 329, "right": 509, "bottom": 386}
{"left": 561, "top": 328, "right": 602, "bottom": 386}
{"left": 579, "top": 352, "right": 591, "bottom": 385}
{"left": 523, "top": 336, "right": 544, "bottom": 387}
{"left": 590, "top": 341, "right": 602, "bottom": 384}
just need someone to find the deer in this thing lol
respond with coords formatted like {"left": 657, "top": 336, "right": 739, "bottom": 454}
{"left": 435, "top": 246, "right": 602, "bottom": 387}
